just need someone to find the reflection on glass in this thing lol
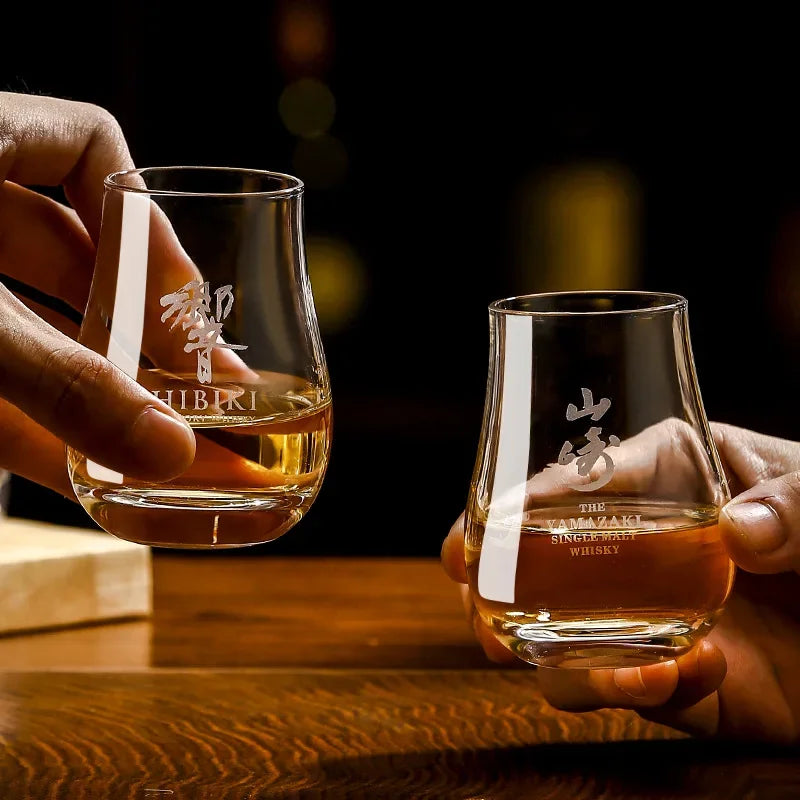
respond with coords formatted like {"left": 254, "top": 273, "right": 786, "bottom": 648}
{"left": 67, "top": 167, "right": 331, "bottom": 548}
{"left": 465, "top": 291, "right": 734, "bottom": 668}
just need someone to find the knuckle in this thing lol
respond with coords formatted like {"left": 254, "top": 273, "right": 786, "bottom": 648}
{"left": 41, "top": 346, "right": 111, "bottom": 419}
{"left": 745, "top": 451, "right": 776, "bottom": 487}
{"left": 781, "top": 470, "right": 800, "bottom": 504}
{"left": 710, "top": 422, "right": 729, "bottom": 451}
{"left": 0, "top": 96, "right": 19, "bottom": 152}
{"left": 67, "top": 102, "right": 125, "bottom": 153}
{"left": 0, "top": 126, "right": 16, "bottom": 159}
{"left": 89, "top": 106, "right": 125, "bottom": 148}
{"left": 82, "top": 102, "right": 121, "bottom": 133}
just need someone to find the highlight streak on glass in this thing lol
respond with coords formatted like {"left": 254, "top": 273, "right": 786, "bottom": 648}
{"left": 87, "top": 192, "right": 151, "bottom": 484}
{"left": 478, "top": 314, "right": 532, "bottom": 603}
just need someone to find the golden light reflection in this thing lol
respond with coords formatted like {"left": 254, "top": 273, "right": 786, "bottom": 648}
{"left": 516, "top": 163, "right": 641, "bottom": 292}
{"left": 279, "top": 78, "right": 336, "bottom": 138}
{"left": 306, "top": 236, "right": 366, "bottom": 333}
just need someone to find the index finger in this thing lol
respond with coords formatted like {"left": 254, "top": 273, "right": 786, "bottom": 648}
{"left": 0, "top": 94, "right": 255, "bottom": 383}
{"left": 0, "top": 92, "right": 133, "bottom": 241}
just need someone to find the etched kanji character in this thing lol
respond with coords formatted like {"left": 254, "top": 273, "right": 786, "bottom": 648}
{"left": 566, "top": 388, "right": 611, "bottom": 422}
{"left": 159, "top": 280, "right": 212, "bottom": 331}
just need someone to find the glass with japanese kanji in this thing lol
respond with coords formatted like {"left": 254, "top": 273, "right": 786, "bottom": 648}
{"left": 464, "top": 291, "right": 734, "bottom": 668}
{"left": 67, "top": 167, "right": 331, "bottom": 548}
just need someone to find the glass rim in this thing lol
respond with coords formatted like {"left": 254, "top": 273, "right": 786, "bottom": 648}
{"left": 104, "top": 166, "right": 304, "bottom": 198}
{"left": 489, "top": 290, "right": 688, "bottom": 317}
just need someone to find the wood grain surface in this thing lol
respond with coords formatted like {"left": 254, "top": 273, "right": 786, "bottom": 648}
{"left": 1, "top": 555, "right": 798, "bottom": 798}
{"left": 150, "top": 556, "right": 493, "bottom": 669}
{"left": 1, "top": 670, "right": 798, "bottom": 799}
{"left": 0, "top": 556, "right": 490, "bottom": 670}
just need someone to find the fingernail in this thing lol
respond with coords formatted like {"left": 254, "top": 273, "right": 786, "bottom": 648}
{"left": 132, "top": 406, "right": 195, "bottom": 474}
{"left": 614, "top": 667, "right": 648, "bottom": 698}
{"left": 723, "top": 501, "right": 785, "bottom": 553}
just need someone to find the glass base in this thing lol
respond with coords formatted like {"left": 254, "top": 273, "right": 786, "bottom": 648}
{"left": 97, "top": 487, "right": 294, "bottom": 511}
{"left": 72, "top": 485, "right": 311, "bottom": 549}
{"left": 491, "top": 615, "right": 716, "bottom": 668}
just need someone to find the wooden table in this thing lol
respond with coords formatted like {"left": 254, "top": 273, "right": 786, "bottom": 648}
{"left": 0, "top": 555, "right": 797, "bottom": 798}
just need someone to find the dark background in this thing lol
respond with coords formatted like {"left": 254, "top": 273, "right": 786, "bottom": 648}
{"left": 2, "top": 8, "right": 798, "bottom": 555}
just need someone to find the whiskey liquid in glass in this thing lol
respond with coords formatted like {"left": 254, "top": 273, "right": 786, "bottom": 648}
{"left": 465, "top": 291, "right": 734, "bottom": 668}
{"left": 67, "top": 167, "right": 331, "bottom": 548}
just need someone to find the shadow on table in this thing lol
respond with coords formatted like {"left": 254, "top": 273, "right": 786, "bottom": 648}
{"left": 6, "top": 739, "right": 800, "bottom": 799}
{"left": 268, "top": 739, "right": 800, "bottom": 800}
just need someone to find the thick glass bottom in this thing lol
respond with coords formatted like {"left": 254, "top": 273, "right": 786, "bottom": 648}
{"left": 487, "top": 613, "right": 719, "bottom": 668}
{"left": 72, "top": 485, "right": 313, "bottom": 548}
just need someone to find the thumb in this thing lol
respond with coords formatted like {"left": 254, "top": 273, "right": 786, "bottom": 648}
{"left": 720, "top": 471, "right": 800, "bottom": 574}
{"left": 0, "top": 285, "right": 196, "bottom": 481}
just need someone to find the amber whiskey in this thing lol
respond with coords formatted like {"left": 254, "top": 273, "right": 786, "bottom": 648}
{"left": 67, "top": 372, "right": 331, "bottom": 548}
{"left": 466, "top": 500, "right": 735, "bottom": 668}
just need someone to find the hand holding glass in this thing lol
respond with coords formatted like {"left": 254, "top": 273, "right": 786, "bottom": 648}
{"left": 67, "top": 167, "right": 331, "bottom": 548}
{"left": 465, "top": 292, "right": 734, "bottom": 668}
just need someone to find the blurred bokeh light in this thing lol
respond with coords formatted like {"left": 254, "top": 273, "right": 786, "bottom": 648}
{"left": 279, "top": 78, "right": 336, "bottom": 138}
{"left": 3, "top": 12, "right": 798, "bottom": 554}
{"left": 275, "top": 0, "right": 333, "bottom": 75}
{"left": 516, "top": 163, "right": 640, "bottom": 293}
{"left": 306, "top": 236, "right": 366, "bottom": 333}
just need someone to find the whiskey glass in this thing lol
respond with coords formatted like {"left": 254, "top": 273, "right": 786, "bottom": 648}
{"left": 67, "top": 167, "right": 331, "bottom": 548}
{"left": 465, "top": 291, "right": 734, "bottom": 668}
